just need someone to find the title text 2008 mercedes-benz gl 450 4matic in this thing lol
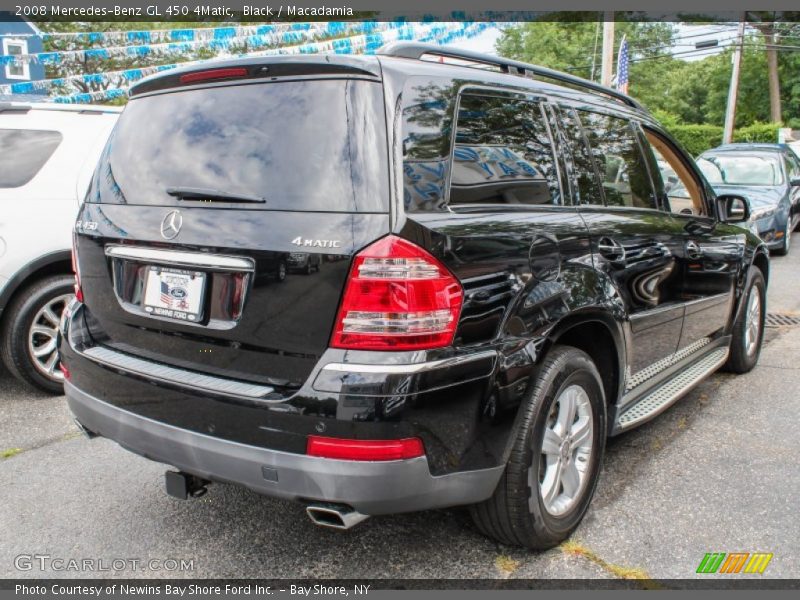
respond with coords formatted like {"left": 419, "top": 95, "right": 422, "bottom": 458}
{"left": 60, "top": 43, "right": 769, "bottom": 549}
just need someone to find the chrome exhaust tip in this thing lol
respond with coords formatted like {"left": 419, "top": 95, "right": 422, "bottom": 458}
{"left": 306, "top": 504, "right": 369, "bottom": 530}
{"left": 72, "top": 417, "right": 97, "bottom": 439}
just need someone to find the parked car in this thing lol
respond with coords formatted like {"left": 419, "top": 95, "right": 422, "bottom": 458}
{"left": 0, "top": 102, "right": 119, "bottom": 392}
{"left": 61, "top": 44, "right": 769, "bottom": 549}
{"left": 697, "top": 144, "right": 800, "bottom": 255}
{"left": 287, "top": 252, "right": 322, "bottom": 274}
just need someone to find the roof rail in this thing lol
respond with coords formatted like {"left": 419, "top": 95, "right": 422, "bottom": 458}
{"left": 376, "top": 42, "right": 643, "bottom": 111}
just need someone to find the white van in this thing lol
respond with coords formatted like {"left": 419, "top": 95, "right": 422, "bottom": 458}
{"left": 0, "top": 102, "right": 119, "bottom": 392}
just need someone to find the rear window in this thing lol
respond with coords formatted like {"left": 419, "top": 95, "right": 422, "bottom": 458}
{"left": 0, "top": 129, "right": 62, "bottom": 188}
{"left": 90, "top": 80, "right": 389, "bottom": 212}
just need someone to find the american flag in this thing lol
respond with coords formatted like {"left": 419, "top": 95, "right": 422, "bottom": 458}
{"left": 616, "top": 36, "right": 629, "bottom": 95}
{"left": 160, "top": 281, "right": 172, "bottom": 307}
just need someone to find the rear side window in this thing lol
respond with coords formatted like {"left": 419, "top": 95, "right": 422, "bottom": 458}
{"left": 577, "top": 111, "right": 657, "bottom": 210}
{"left": 91, "top": 80, "right": 388, "bottom": 212}
{"left": 449, "top": 94, "right": 562, "bottom": 206}
{"left": 0, "top": 129, "right": 62, "bottom": 188}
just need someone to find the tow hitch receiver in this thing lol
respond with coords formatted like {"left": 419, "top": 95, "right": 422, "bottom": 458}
{"left": 165, "top": 471, "right": 210, "bottom": 500}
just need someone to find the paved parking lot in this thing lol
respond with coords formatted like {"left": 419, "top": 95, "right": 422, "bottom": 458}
{"left": 1, "top": 235, "right": 799, "bottom": 582}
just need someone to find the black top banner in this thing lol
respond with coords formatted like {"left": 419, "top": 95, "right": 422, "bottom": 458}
{"left": 1, "top": 1, "right": 800, "bottom": 22}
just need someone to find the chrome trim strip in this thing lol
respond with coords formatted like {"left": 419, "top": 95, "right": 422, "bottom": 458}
{"left": 105, "top": 245, "right": 254, "bottom": 272}
{"left": 81, "top": 345, "right": 273, "bottom": 398}
{"left": 321, "top": 350, "right": 497, "bottom": 375}
{"left": 616, "top": 346, "right": 729, "bottom": 431}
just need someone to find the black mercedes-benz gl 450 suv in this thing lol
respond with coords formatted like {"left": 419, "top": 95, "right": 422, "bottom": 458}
{"left": 60, "top": 43, "right": 769, "bottom": 549}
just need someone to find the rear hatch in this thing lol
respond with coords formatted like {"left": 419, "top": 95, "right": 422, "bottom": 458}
{"left": 75, "top": 67, "right": 391, "bottom": 392}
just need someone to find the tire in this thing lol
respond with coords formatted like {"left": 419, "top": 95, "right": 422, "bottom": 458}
{"left": 470, "top": 345, "right": 607, "bottom": 549}
{"left": 774, "top": 220, "right": 790, "bottom": 256}
{"left": 0, "top": 275, "right": 74, "bottom": 394}
{"left": 724, "top": 267, "right": 766, "bottom": 374}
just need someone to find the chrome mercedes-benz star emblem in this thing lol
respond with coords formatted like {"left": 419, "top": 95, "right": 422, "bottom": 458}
{"left": 160, "top": 210, "right": 183, "bottom": 240}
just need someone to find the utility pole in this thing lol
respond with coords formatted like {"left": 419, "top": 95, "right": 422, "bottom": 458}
{"left": 600, "top": 13, "right": 614, "bottom": 87}
{"left": 723, "top": 17, "right": 747, "bottom": 144}
{"left": 765, "top": 31, "right": 782, "bottom": 123}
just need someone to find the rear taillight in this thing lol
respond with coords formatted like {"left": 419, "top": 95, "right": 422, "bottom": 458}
{"left": 71, "top": 231, "right": 83, "bottom": 303}
{"left": 331, "top": 235, "right": 463, "bottom": 351}
{"left": 307, "top": 436, "right": 425, "bottom": 461}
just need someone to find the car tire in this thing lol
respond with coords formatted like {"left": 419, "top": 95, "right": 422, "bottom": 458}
{"left": 774, "top": 220, "right": 790, "bottom": 256}
{"left": 0, "top": 275, "right": 74, "bottom": 394}
{"left": 469, "top": 345, "right": 606, "bottom": 549}
{"left": 724, "top": 266, "right": 766, "bottom": 374}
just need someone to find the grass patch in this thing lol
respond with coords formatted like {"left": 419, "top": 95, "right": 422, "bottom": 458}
{"left": 560, "top": 540, "right": 659, "bottom": 587}
{"left": 495, "top": 554, "right": 521, "bottom": 576}
{"left": 1, "top": 448, "right": 23, "bottom": 460}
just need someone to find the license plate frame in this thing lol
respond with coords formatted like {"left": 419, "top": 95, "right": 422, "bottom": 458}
{"left": 143, "top": 266, "right": 206, "bottom": 323}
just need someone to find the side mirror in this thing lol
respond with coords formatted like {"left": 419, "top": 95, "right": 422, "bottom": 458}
{"left": 717, "top": 194, "right": 751, "bottom": 223}
{"left": 790, "top": 177, "right": 800, "bottom": 187}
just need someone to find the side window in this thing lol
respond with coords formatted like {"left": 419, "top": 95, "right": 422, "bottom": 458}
{"left": 641, "top": 129, "right": 707, "bottom": 216}
{"left": 578, "top": 110, "right": 657, "bottom": 210}
{"left": 449, "top": 94, "right": 562, "bottom": 206}
{"left": 0, "top": 129, "right": 62, "bottom": 188}
{"left": 556, "top": 107, "right": 604, "bottom": 206}
{"left": 784, "top": 153, "right": 800, "bottom": 182}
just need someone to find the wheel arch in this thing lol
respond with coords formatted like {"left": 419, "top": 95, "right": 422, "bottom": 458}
{"left": 0, "top": 251, "right": 72, "bottom": 322}
{"left": 543, "top": 311, "right": 626, "bottom": 411}
{"left": 752, "top": 247, "right": 769, "bottom": 286}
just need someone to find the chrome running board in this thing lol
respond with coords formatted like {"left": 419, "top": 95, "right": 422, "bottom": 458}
{"left": 81, "top": 345, "right": 274, "bottom": 399}
{"left": 615, "top": 347, "right": 729, "bottom": 431}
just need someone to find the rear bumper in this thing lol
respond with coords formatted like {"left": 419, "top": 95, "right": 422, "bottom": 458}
{"left": 65, "top": 381, "right": 504, "bottom": 515}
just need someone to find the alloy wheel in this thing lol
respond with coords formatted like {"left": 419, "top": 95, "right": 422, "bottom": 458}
{"left": 534, "top": 384, "right": 595, "bottom": 516}
{"left": 744, "top": 287, "right": 762, "bottom": 357}
{"left": 27, "top": 293, "right": 72, "bottom": 381}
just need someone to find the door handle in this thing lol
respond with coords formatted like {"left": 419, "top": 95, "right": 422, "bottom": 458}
{"left": 685, "top": 240, "right": 703, "bottom": 259}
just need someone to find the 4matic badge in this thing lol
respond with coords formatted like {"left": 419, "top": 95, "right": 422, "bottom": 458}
{"left": 291, "top": 237, "right": 341, "bottom": 249}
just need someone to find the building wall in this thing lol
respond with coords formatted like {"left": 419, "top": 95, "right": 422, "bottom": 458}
{"left": 1, "top": 18, "right": 46, "bottom": 91}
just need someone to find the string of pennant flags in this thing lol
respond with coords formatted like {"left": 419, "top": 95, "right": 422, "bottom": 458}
{"left": 0, "top": 21, "right": 493, "bottom": 103}
{"left": 0, "top": 21, "right": 385, "bottom": 66}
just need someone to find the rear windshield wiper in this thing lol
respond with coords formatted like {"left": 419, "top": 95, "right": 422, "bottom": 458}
{"left": 166, "top": 187, "right": 266, "bottom": 204}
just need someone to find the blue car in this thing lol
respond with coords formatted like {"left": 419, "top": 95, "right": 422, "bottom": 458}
{"left": 697, "top": 143, "right": 800, "bottom": 255}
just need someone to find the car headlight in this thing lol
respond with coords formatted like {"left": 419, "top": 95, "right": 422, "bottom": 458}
{"left": 751, "top": 207, "right": 776, "bottom": 221}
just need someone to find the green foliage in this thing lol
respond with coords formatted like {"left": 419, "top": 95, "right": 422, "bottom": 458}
{"left": 734, "top": 122, "right": 782, "bottom": 144}
{"left": 658, "top": 122, "right": 781, "bottom": 157}
{"left": 667, "top": 124, "right": 724, "bottom": 157}
{"left": 496, "top": 20, "right": 800, "bottom": 132}
{"left": 495, "top": 18, "right": 675, "bottom": 82}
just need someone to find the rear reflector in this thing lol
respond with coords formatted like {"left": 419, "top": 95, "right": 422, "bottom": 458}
{"left": 179, "top": 68, "right": 248, "bottom": 85}
{"left": 58, "top": 363, "right": 71, "bottom": 380}
{"left": 71, "top": 231, "right": 83, "bottom": 303}
{"left": 331, "top": 235, "right": 463, "bottom": 350}
{"left": 307, "top": 436, "right": 425, "bottom": 461}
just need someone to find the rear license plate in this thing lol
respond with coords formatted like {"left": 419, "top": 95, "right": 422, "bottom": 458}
{"left": 143, "top": 267, "right": 206, "bottom": 322}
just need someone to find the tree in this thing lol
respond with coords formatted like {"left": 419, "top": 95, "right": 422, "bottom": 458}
{"left": 495, "top": 17, "right": 675, "bottom": 86}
